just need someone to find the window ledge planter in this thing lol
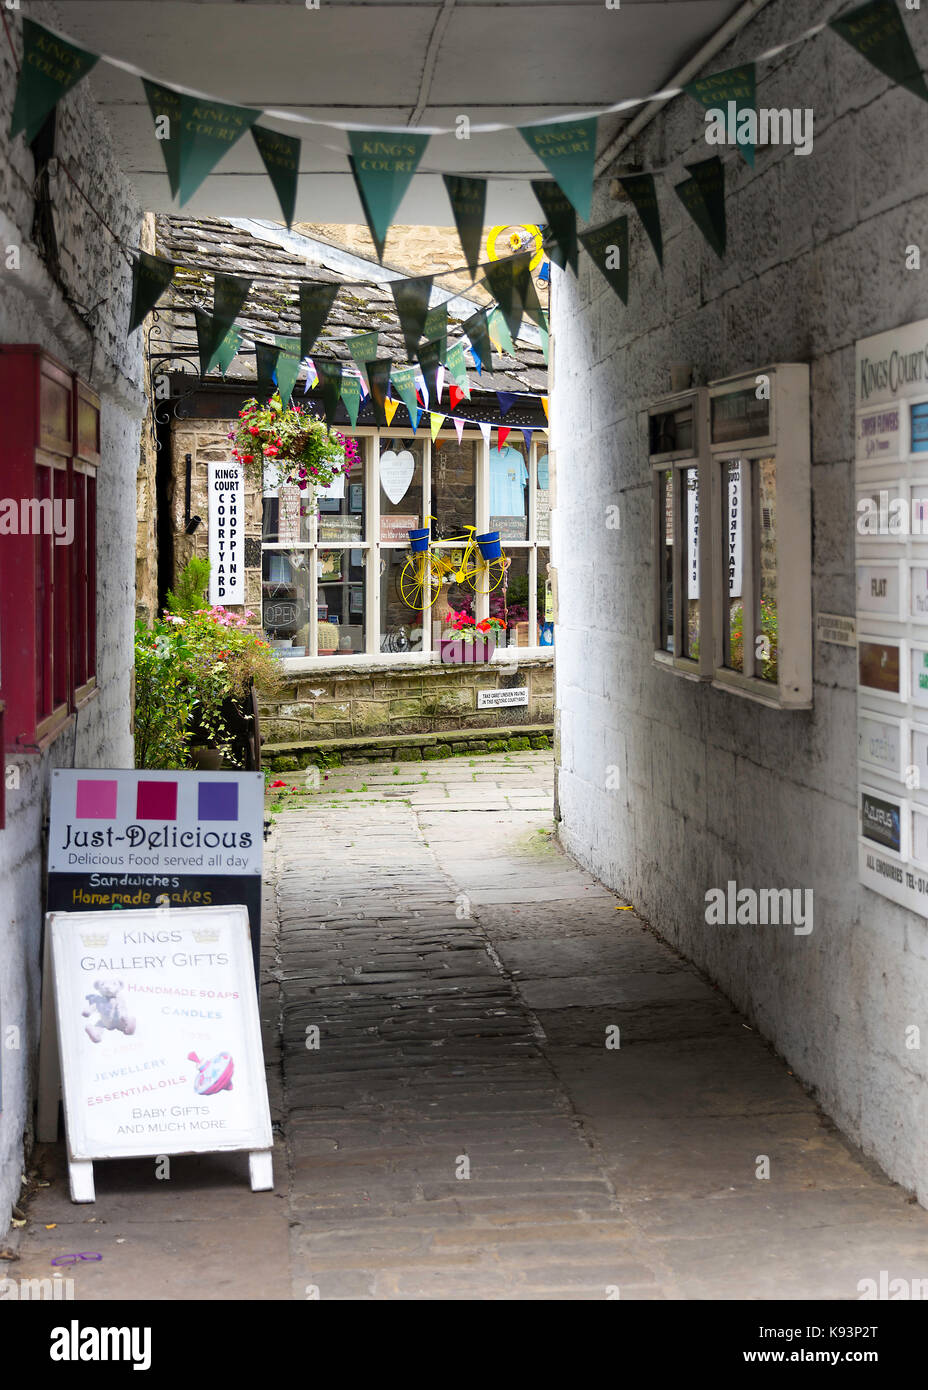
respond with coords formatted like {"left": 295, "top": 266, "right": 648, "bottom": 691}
{"left": 439, "top": 637, "right": 497, "bottom": 664}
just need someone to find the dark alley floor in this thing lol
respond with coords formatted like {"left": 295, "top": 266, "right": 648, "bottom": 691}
{"left": 12, "top": 751, "right": 928, "bottom": 1299}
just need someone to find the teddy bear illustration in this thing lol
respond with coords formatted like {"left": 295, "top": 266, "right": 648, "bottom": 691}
{"left": 82, "top": 979, "right": 136, "bottom": 1044}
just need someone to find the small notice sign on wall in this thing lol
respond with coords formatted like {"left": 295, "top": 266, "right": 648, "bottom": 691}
{"left": 815, "top": 613, "right": 857, "bottom": 646}
{"left": 48, "top": 904, "right": 273, "bottom": 1202}
{"left": 208, "top": 462, "right": 244, "bottom": 605}
{"left": 478, "top": 687, "right": 529, "bottom": 709}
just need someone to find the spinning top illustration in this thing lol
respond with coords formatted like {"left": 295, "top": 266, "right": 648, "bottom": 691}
{"left": 187, "top": 1050, "right": 234, "bottom": 1095}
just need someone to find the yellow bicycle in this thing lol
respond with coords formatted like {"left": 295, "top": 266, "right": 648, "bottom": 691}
{"left": 399, "top": 521, "right": 507, "bottom": 609}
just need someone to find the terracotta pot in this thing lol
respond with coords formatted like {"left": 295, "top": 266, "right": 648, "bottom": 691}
{"left": 439, "top": 637, "right": 496, "bottom": 664}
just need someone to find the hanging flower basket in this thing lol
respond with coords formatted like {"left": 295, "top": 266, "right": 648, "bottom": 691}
{"left": 231, "top": 391, "right": 360, "bottom": 493}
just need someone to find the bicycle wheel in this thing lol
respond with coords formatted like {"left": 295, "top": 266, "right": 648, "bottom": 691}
{"left": 483, "top": 555, "right": 507, "bottom": 593}
{"left": 399, "top": 555, "right": 428, "bottom": 609}
{"left": 427, "top": 553, "right": 451, "bottom": 598}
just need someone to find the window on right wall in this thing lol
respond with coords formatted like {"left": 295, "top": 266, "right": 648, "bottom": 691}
{"left": 708, "top": 365, "right": 812, "bottom": 709}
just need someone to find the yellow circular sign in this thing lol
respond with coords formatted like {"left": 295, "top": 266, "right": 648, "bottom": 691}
{"left": 486, "top": 224, "right": 544, "bottom": 271}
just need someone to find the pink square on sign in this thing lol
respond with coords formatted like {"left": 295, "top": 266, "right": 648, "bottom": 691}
{"left": 75, "top": 779, "right": 118, "bottom": 819}
{"left": 135, "top": 781, "right": 178, "bottom": 820}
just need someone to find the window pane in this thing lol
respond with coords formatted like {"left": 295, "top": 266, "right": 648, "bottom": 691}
{"left": 35, "top": 464, "right": 53, "bottom": 719}
{"left": 263, "top": 486, "right": 315, "bottom": 544}
{"left": 317, "top": 469, "right": 365, "bottom": 544}
{"left": 262, "top": 548, "right": 312, "bottom": 658}
{"left": 683, "top": 466, "right": 700, "bottom": 661}
{"left": 379, "top": 437, "right": 423, "bottom": 541}
{"left": 659, "top": 468, "right": 674, "bottom": 654}
{"left": 380, "top": 549, "right": 424, "bottom": 653}
{"left": 536, "top": 452, "right": 551, "bottom": 544}
{"left": 500, "top": 550, "right": 530, "bottom": 645}
{"left": 538, "top": 547, "right": 554, "bottom": 646}
{"left": 488, "top": 440, "right": 528, "bottom": 542}
{"left": 318, "top": 549, "right": 366, "bottom": 655}
{"left": 434, "top": 437, "right": 479, "bottom": 538}
{"left": 757, "top": 455, "right": 778, "bottom": 684}
{"left": 724, "top": 460, "right": 744, "bottom": 671}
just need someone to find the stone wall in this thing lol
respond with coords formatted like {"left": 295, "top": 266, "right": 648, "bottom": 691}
{"left": 0, "top": 3, "right": 145, "bottom": 1237}
{"left": 553, "top": 0, "right": 928, "bottom": 1204}
{"left": 260, "top": 656, "right": 554, "bottom": 745}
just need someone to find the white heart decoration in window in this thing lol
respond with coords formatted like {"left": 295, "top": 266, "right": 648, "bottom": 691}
{"left": 380, "top": 449, "right": 416, "bottom": 505}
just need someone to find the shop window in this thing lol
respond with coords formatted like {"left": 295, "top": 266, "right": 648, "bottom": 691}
{"left": 649, "top": 390, "right": 710, "bottom": 677}
{"left": 318, "top": 549, "right": 366, "bottom": 655}
{"left": 535, "top": 452, "right": 551, "bottom": 546}
{"left": 709, "top": 366, "right": 810, "bottom": 707}
{"left": 488, "top": 441, "right": 529, "bottom": 543}
{"left": 433, "top": 438, "right": 477, "bottom": 539}
{"left": 379, "top": 437, "right": 423, "bottom": 541}
{"left": 380, "top": 548, "right": 424, "bottom": 653}
{"left": 0, "top": 346, "right": 99, "bottom": 751}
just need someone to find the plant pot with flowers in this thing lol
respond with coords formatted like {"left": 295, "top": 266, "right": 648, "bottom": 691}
{"left": 439, "top": 610, "right": 505, "bottom": 664}
{"left": 231, "top": 391, "right": 361, "bottom": 524}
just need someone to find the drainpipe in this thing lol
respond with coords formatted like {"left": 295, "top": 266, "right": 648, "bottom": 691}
{"left": 594, "top": 0, "right": 773, "bottom": 178}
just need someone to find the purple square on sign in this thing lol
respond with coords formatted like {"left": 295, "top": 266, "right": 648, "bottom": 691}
{"left": 75, "top": 779, "right": 118, "bottom": 819}
{"left": 198, "top": 781, "right": 239, "bottom": 822}
{"left": 136, "top": 781, "right": 178, "bottom": 820}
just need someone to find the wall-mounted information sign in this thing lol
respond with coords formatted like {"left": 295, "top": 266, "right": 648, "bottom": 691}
{"left": 208, "top": 463, "right": 244, "bottom": 606}
{"left": 856, "top": 315, "right": 928, "bottom": 914}
{"left": 710, "top": 388, "right": 770, "bottom": 445}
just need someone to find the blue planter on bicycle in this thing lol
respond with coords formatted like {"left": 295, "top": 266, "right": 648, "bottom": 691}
{"left": 476, "top": 531, "right": 502, "bottom": 561}
{"left": 408, "top": 528, "right": 430, "bottom": 552}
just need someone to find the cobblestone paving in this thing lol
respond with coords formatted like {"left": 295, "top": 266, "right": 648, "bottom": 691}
{"left": 272, "top": 752, "right": 928, "bottom": 1300}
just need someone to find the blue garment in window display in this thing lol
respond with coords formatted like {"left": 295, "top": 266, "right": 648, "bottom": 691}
{"left": 537, "top": 453, "right": 549, "bottom": 490}
{"left": 489, "top": 446, "right": 528, "bottom": 516}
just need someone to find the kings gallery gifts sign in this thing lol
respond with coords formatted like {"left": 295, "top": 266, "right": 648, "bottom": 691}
{"left": 48, "top": 770, "right": 264, "bottom": 978}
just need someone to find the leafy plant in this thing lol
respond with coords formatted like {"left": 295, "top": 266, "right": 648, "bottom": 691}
{"left": 231, "top": 391, "right": 361, "bottom": 492}
{"left": 165, "top": 556, "right": 210, "bottom": 618}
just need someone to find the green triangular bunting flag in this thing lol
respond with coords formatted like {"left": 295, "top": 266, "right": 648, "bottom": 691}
{"left": 348, "top": 331, "right": 378, "bottom": 390}
{"left": 482, "top": 252, "right": 534, "bottom": 344}
{"left": 619, "top": 173, "right": 663, "bottom": 268}
{"left": 422, "top": 302, "right": 448, "bottom": 360}
{"left": 462, "top": 309, "right": 493, "bottom": 374}
{"left": 129, "top": 252, "right": 175, "bottom": 334}
{"left": 685, "top": 64, "right": 757, "bottom": 167}
{"left": 211, "top": 272, "right": 251, "bottom": 359}
{"left": 11, "top": 20, "right": 98, "bottom": 145}
{"left": 518, "top": 119, "right": 597, "bottom": 221}
{"left": 367, "top": 359, "right": 393, "bottom": 427}
{"left": 274, "top": 347, "right": 302, "bottom": 406}
{"left": 340, "top": 375, "right": 361, "bottom": 428}
{"left": 830, "top": 0, "right": 928, "bottom": 102}
{"left": 317, "top": 360, "right": 344, "bottom": 426}
{"left": 194, "top": 312, "right": 241, "bottom": 377}
{"left": 674, "top": 157, "right": 726, "bottom": 258}
{"left": 487, "top": 306, "right": 516, "bottom": 358}
{"left": 446, "top": 342, "right": 470, "bottom": 397}
{"left": 442, "top": 175, "right": 487, "bottom": 280}
{"left": 177, "top": 94, "right": 260, "bottom": 206}
{"left": 255, "top": 342, "right": 280, "bottom": 403}
{"left": 143, "top": 81, "right": 184, "bottom": 198}
{"left": 531, "top": 180, "right": 578, "bottom": 275}
{"left": 252, "top": 125, "right": 300, "bottom": 227}
{"left": 347, "top": 131, "right": 430, "bottom": 261}
{"left": 579, "top": 216, "right": 629, "bottom": 303}
{"left": 299, "top": 282, "right": 338, "bottom": 359}
{"left": 390, "top": 276, "right": 433, "bottom": 361}
{"left": 391, "top": 366, "right": 420, "bottom": 423}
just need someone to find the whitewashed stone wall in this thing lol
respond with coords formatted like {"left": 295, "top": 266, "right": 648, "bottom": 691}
{"left": 0, "top": 4, "right": 145, "bottom": 1235}
{"left": 553, "top": 0, "right": 928, "bottom": 1203}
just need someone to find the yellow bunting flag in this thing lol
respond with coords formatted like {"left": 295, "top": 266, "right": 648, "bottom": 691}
{"left": 384, "top": 397, "right": 400, "bottom": 425}
{"left": 542, "top": 397, "right": 549, "bottom": 420}
{"left": 430, "top": 412, "right": 446, "bottom": 442}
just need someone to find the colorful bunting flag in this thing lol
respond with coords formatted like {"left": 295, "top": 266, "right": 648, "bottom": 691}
{"left": 348, "top": 331, "right": 379, "bottom": 390}
{"left": 579, "top": 216, "right": 629, "bottom": 303}
{"left": 340, "top": 374, "right": 362, "bottom": 427}
{"left": 143, "top": 81, "right": 184, "bottom": 198}
{"left": 443, "top": 175, "right": 488, "bottom": 280}
{"left": 252, "top": 125, "right": 301, "bottom": 227}
{"left": 498, "top": 427, "right": 511, "bottom": 449}
{"left": 542, "top": 398, "right": 549, "bottom": 420}
{"left": 347, "top": 130, "right": 430, "bottom": 261}
{"left": 531, "top": 180, "right": 579, "bottom": 274}
{"left": 445, "top": 341, "right": 471, "bottom": 398}
{"left": 478, "top": 423, "right": 492, "bottom": 446}
{"left": 453, "top": 418, "right": 465, "bottom": 444}
{"left": 618, "top": 173, "right": 663, "bottom": 268}
{"left": 674, "top": 156, "right": 726, "bottom": 258}
{"left": 390, "top": 276, "right": 433, "bottom": 361}
{"left": 384, "top": 397, "right": 401, "bottom": 426}
{"left": 417, "top": 340, "right": 443, "bottom": 410}
{"left": 487, "top": 306, "right": 516, "bottom": 358}
{"left": 497, "top": 392, "right": 519, "bottom": 417}
{"left": 522, "top": 428, "right": 533, "bottom": 452}
{"left": 449, "top": 385, "right": 465, "bottom": 412}
{"left": 518, "top": 119, "right": 597, "bottom": 221}
{"left": 830, "top": 0, "right": 928, "bottom": 103}
{"left": 11, "top": 20, "right": 99, "bottom": 146}
{"left": 129, "top": 252, "right": 175, "bottom": 334}
{"left": 255, "top": 342, "right": 280, "bottom": 402}
{"left": 483, "top": 253, "right": 534, "bottom": 344}
{"left": 391, "top": 365, "right": 420, "bottom": 424}
{"left": 430, "top": 412, "right": 446, "bottom": 442}
{"left": 463, "top": 309, "right": 492, "bottom": 375}
{"left": 316, "top": 359, "right": 344, "bottom": 426}
{"left": 299, "top": 282, "right": 339, "bottom": 359}
{"left": 176, "top": 95, "right": 260, "bottom": 206}
{"left": 367, "top": 359, "right": 393, "bottom": 426}
{"left": 685, "top": 64, "right": 757, "bottom": 166}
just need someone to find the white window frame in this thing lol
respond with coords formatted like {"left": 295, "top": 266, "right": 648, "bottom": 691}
{"left": 708, "top": 364, "right": 812, "bottom": 709}
{"left": 649, "top": 388, "right": 713, "bottom": 680}
{"left": 260, "top": 426, "right": 551, "bottom": 668}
